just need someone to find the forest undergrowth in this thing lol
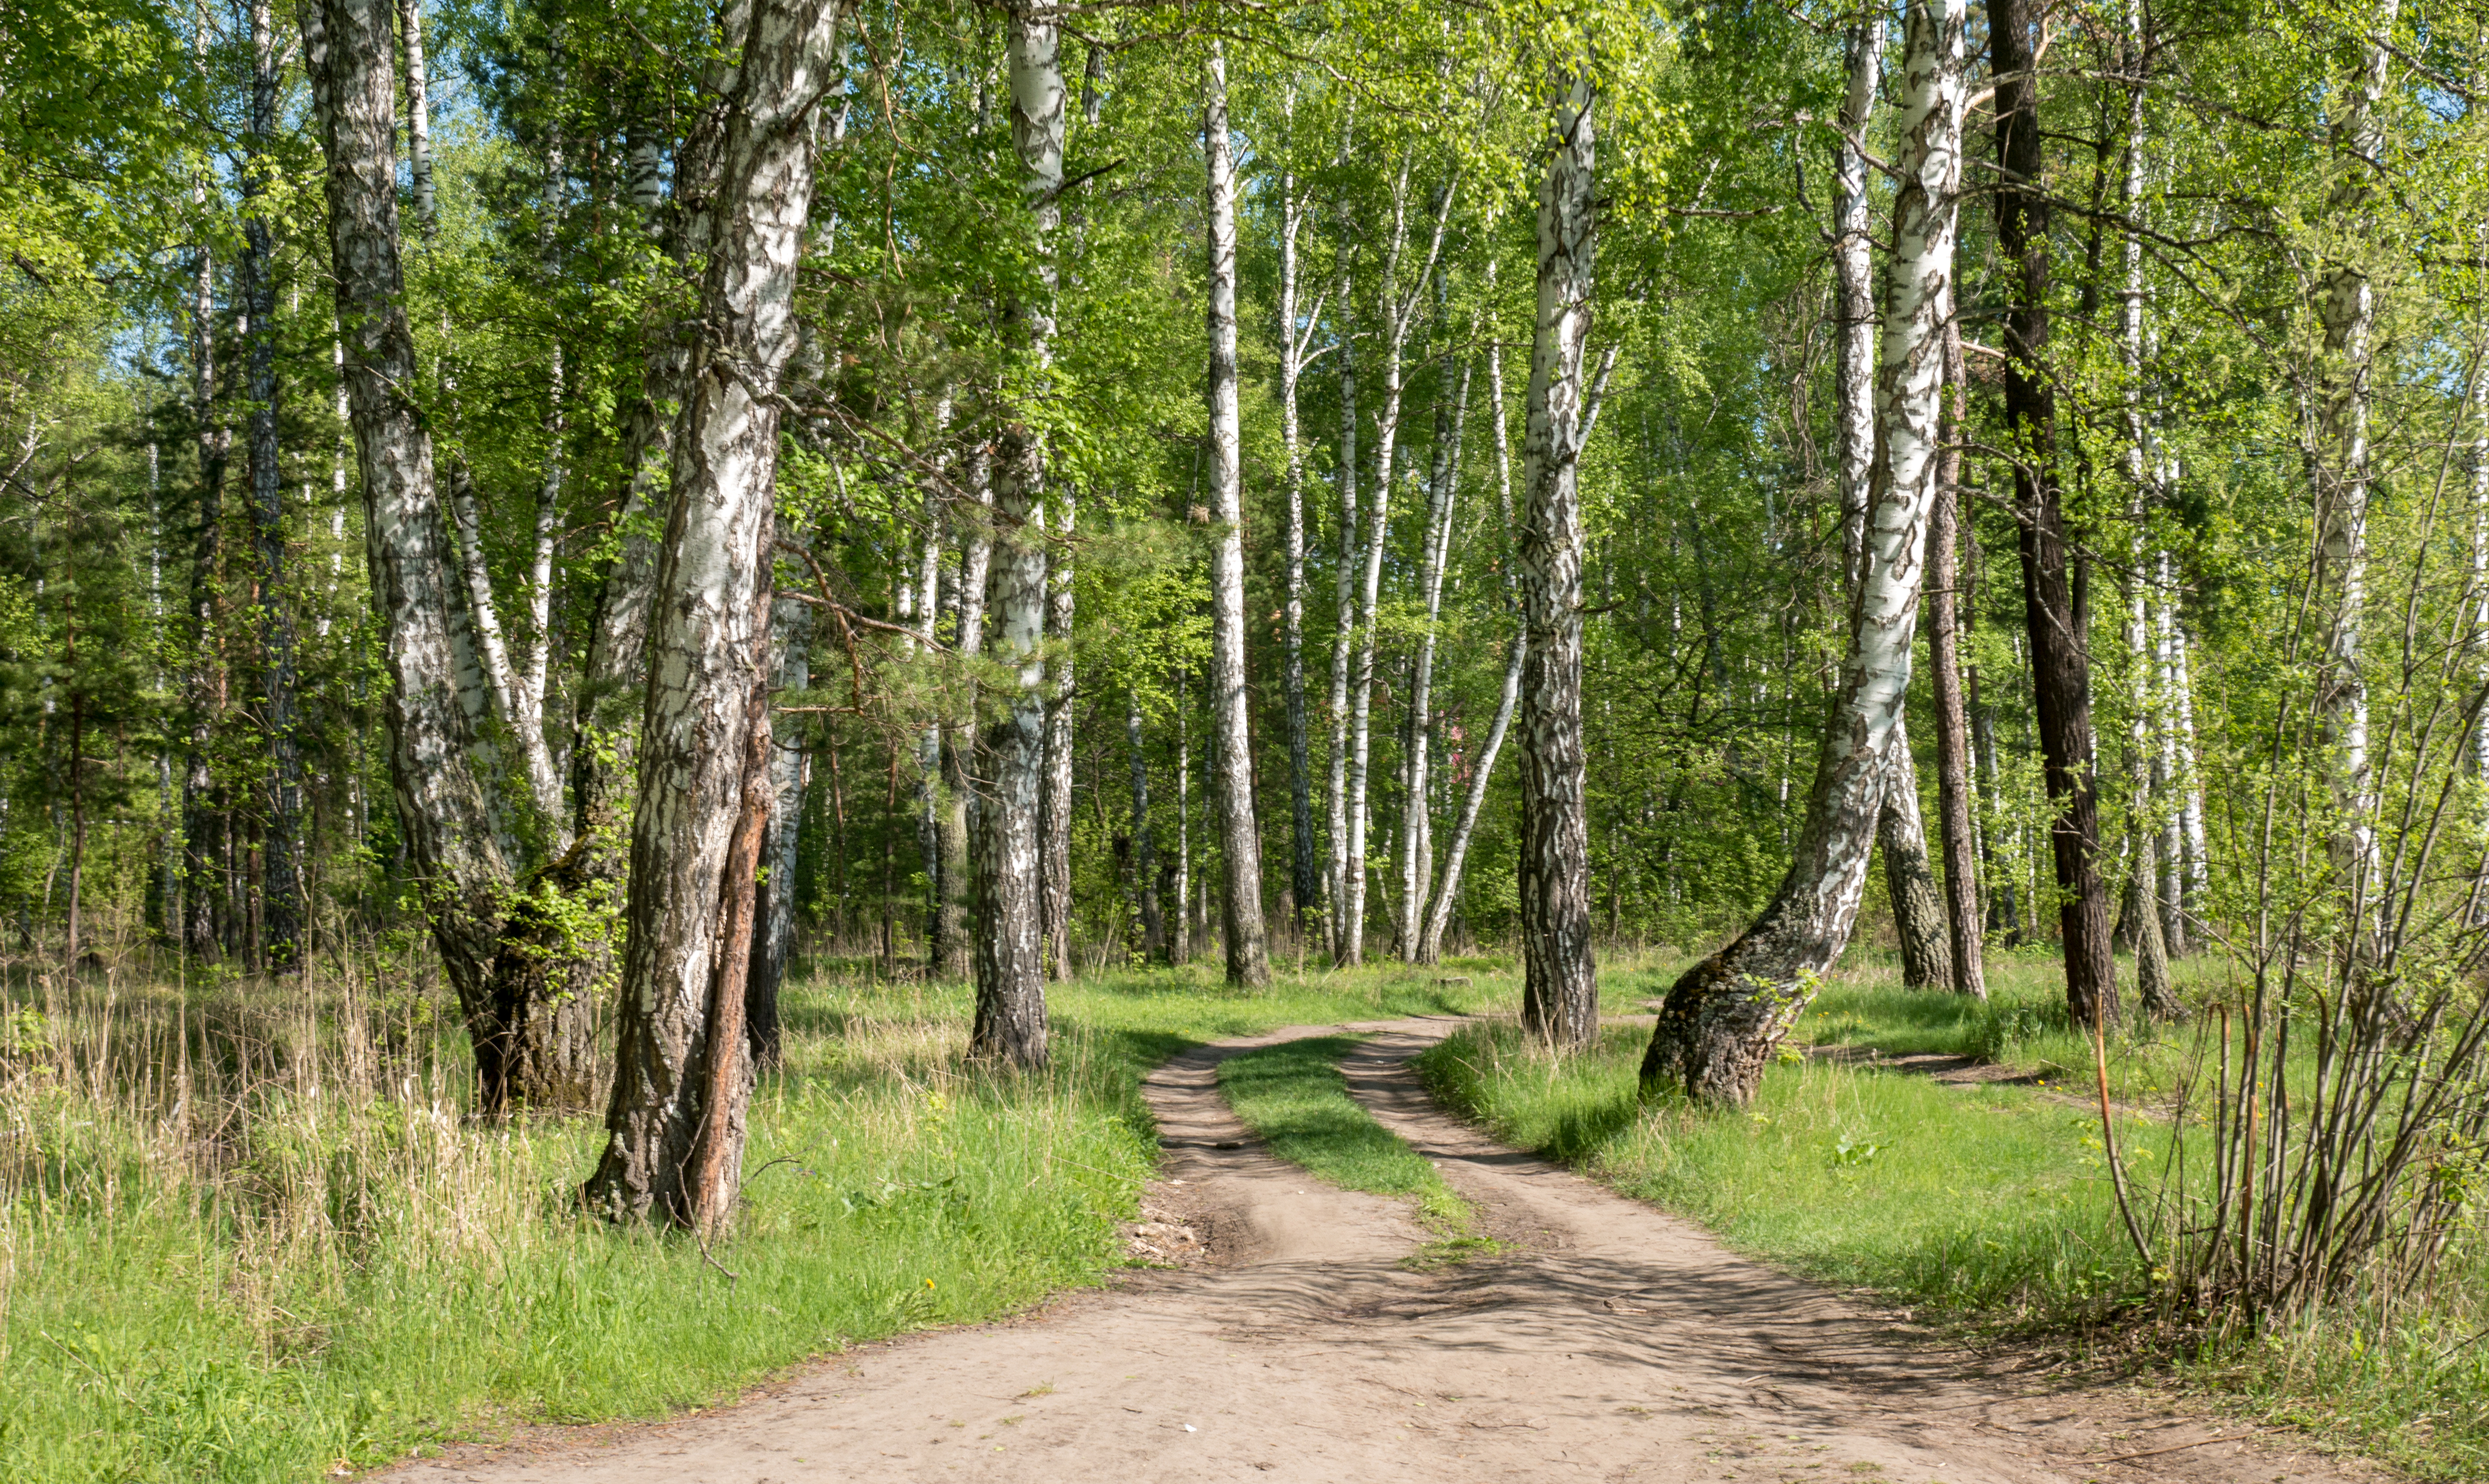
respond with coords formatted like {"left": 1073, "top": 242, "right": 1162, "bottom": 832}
{"left": 0, "top": 952, "right": 1512, "bottom": 1483}
{"left": 1421, "top": 954, "right": 2489, "bottom": 1481}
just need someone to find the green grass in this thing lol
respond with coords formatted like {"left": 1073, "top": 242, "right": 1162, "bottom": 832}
{"left": 1421, "top": 960, "right": 2489, "bottom": 1481}
{"left": 1214, "top": 1035, "right": 1491, "bottom": 1267}
{"left": 1, "top": 959, "right": 1515, "bottom": 1483}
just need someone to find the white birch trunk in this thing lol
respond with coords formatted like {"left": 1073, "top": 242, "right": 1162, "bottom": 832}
{"left": 1324, "top": 253, "right": 1359, "bottom": 960}
{"left": 971, "top": 0, "right": 1061, "bottom": 1066}
{"left": 1203, "top": 41, "right": 1269, "bottom": 986}
{"left": 1517, "top": 76, "right": 1599, "bottom": 1048}
{"left": 1645, "top": 0, "right": 1964, "bottom": 1102}
{"left": 1040, "top": 488, "right": 1077, "bottom": 979}
{"left": 587, "top": 0, "right": 841, "bottom": 1229}
{"left": 1398, "top": 356, "right": 1469, "bottom": 960}
{"left": 1276, "top": 91, "right": 1322, "bottom": 935}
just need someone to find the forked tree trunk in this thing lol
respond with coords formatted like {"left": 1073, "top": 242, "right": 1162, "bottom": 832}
{"left": 1927, "top": 319, "right": 1987, "bottom": 996}
{"left": 585, "top": 0, "right": 840, "bottom": 1230}
{"left": 970, "top": 0, "right": 1063, "bottom": 1068}
{"left": 1517, "top": 75, "right": 1599, "bottom": 1050}
{"left": 1203, "top": 41, "right": 1270, "bottom": 988}
{"left": 1643, "top": 0, "right": 1964, "bottom": 1103}
{"left": 1994, "top": 0, "right": 2117, "bottom": 1029}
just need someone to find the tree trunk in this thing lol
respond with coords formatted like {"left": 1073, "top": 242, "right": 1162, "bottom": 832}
{"left": 749, "top": 590, "right": 812, "bottom": 1067}
{"left": 1170, "top": 668, "right": 1193, "bottom": 964}
{"left": 1276, "top": 99, "right": 1321, "bottom": 941}
{"left": 1127, "top": 693, "right": 1162, "bottom": 959}
{"left": 1203, "top": 42, "right": 1270, "bottom": 988}
{"left": 1643, "top": 0, "right": 1963, "bottom": 1103}
{"left": 241, "top": 0, "right": 304, "bottom": 969}
{"left": 1341, "top": 168, "right": 1456, "bottom": 968}
{"left": 1879, "top": 741, "right": 1953, "bottom": 987}
{"left": 934, "top": 444, "right": 991, "bottom": 979}
{"left": 1040, "top": 489, "right": 1076, "bottom": 980}
{"left": 1324, "top": 251, "right": 1358, "bottom": 962}
{"left": 1399, "top": 356, "right": 1470, "bottom": 961}
{"left": 301, "top": 0, "right": 517, "bottom": 1092}
{"left": 2116, "top": 11, "right": 2178, "bottom": 1020}
{"left": 584, "top": 0, "right": 839, "bottom": 1227}
{"left": 184, "top": 210, "right": 226, "bottom": 961}
{"left": 1926, "top": 318, "right": 1987, "bottom": 996}
{"left": 2311, "top": 2, "right": 2396, "bottom": 950}
{"left": 1993, "top": 0, "right": 2117, "bottom": 1030}
{"left": 396, "top": 0, "right": 435, "bottom": 235}
{"left": 1517, "top": 76, "right": 1600, "bottom": 1050}
{"left": 970, "top": 0, "right": 1062, "bottom": 1068}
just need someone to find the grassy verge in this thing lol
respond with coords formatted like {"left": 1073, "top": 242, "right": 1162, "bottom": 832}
{"left": 1215, "top": 1035, "right": 1492, "bottom": 1269}
{"left": 2, "top": 959, "right": 1513, "bottom": 1483}
{"left": 1421, "top": 966, "right": 2489, "bottom": 1480}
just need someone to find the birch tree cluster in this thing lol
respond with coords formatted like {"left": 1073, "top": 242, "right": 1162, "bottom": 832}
{"left": 5, "top": 0, "right": 2489, "bottom": 1252}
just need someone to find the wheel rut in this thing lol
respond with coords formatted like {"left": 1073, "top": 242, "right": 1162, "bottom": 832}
{"left": 379, "top": 1017, "right": 2384, "bottom": 1483}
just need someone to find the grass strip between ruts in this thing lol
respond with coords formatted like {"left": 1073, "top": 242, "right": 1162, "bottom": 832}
{"left": 1214, "top": 1034, "right": 1497, "bottom": 1270}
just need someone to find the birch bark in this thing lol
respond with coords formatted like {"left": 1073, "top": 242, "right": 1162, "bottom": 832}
{"left": 1517, "top": 76, "right": 1599, "bottom": 1049}
{"left": 2312, "top": 0, "right": 2397, "bottom": 953}
{"left": 934, "top": 446, "right": 991, "bottom": 977}
{"left": 749, "top": 589, "right": 811, "bottom": 1066}
{"left": 1127, "top": 694, "right": 1162, "bottom": 957}
{"left": 1642, "top": 0, "right": 1963, "bottom": 1102}
{"left": 1324, "top": 253, "right": 1358, "bottom": 959}
{"left": 585, "top": 0, "right": 841, "bottom": 1229}
{"left": 1397, "top": 355, "right": 1469, "bottom": 960}
{"left": 970, "top": 0, "right": 1062, "bottom": 1067}
{"left": 1340, "top": 168, "right": 1456, "bottom": 966}
{"left": 1203, "top": 41, "right": 1270, "bottom": 987}
{"left": 1041, "top": 489, "right": 1077, "bottom": 979}
{"left": 1276, "top": 94, "right": 1323, "bottom": 938}
{"left": 301, "top": 0, "right": 514, "bottom": 1085}
{"left": 1418, "top": 332, "right": 1521, "bottom": 963}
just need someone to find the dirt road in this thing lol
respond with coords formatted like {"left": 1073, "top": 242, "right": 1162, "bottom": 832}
{"left": 384, "top": 1017, "right": 2379, "bottom": 1483}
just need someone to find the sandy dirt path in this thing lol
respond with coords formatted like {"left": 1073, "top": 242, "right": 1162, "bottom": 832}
{"left": 384, "top": 1017, "right": 2381, "bottom": 1484}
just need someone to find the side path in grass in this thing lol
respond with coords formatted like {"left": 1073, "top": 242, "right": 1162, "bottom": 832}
{"left": 378, "top": 1018, "right": 2382, "bottom": 1484}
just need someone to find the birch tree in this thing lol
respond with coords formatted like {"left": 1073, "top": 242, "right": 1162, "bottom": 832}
{"left": 1203, "top": 39, "right": 1270, "bottom": 987}
{"left": 970, "top": 0, "right": 1062, "bottom": 1067}
{"left": 1643, "top": 0, "right": 1965, "bottom": 1102}
{"left": 586, "top": 0, "right": 843, "bottom": 1229}
{"left": 1517, "top": 74, "right": 1598, "bottom": 1048}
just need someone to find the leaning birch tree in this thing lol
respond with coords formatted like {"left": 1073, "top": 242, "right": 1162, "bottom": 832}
{"left": 1642, "top": 0, "right": 1966, "bottom": 1102}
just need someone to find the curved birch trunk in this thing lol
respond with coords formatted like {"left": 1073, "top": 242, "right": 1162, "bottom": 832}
{"left": 301, "top": 0, "right": 514, "bottom": 1087}
{"left": 1203, "top": 42, "right": 1270, "bottom": 987}
{"left": 584, "top": 0, "right": 840, "bottom": 1230}
{"left": 1417, "top": 329, "right": 1524, "bottom": 963}
{"left": 1517, "top": 76, "right": 1599, "bottom": 1049}
{"left": 970, "top": 0, "right": 1062, "bottom": 1068}
{"left": 1642, "top": 0, "right": 1963, "bottom": 1102}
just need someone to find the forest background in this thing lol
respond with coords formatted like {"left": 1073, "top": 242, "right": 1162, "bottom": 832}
{"left": 5, "top": 0, "right": 2489, "bottom": 1473}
